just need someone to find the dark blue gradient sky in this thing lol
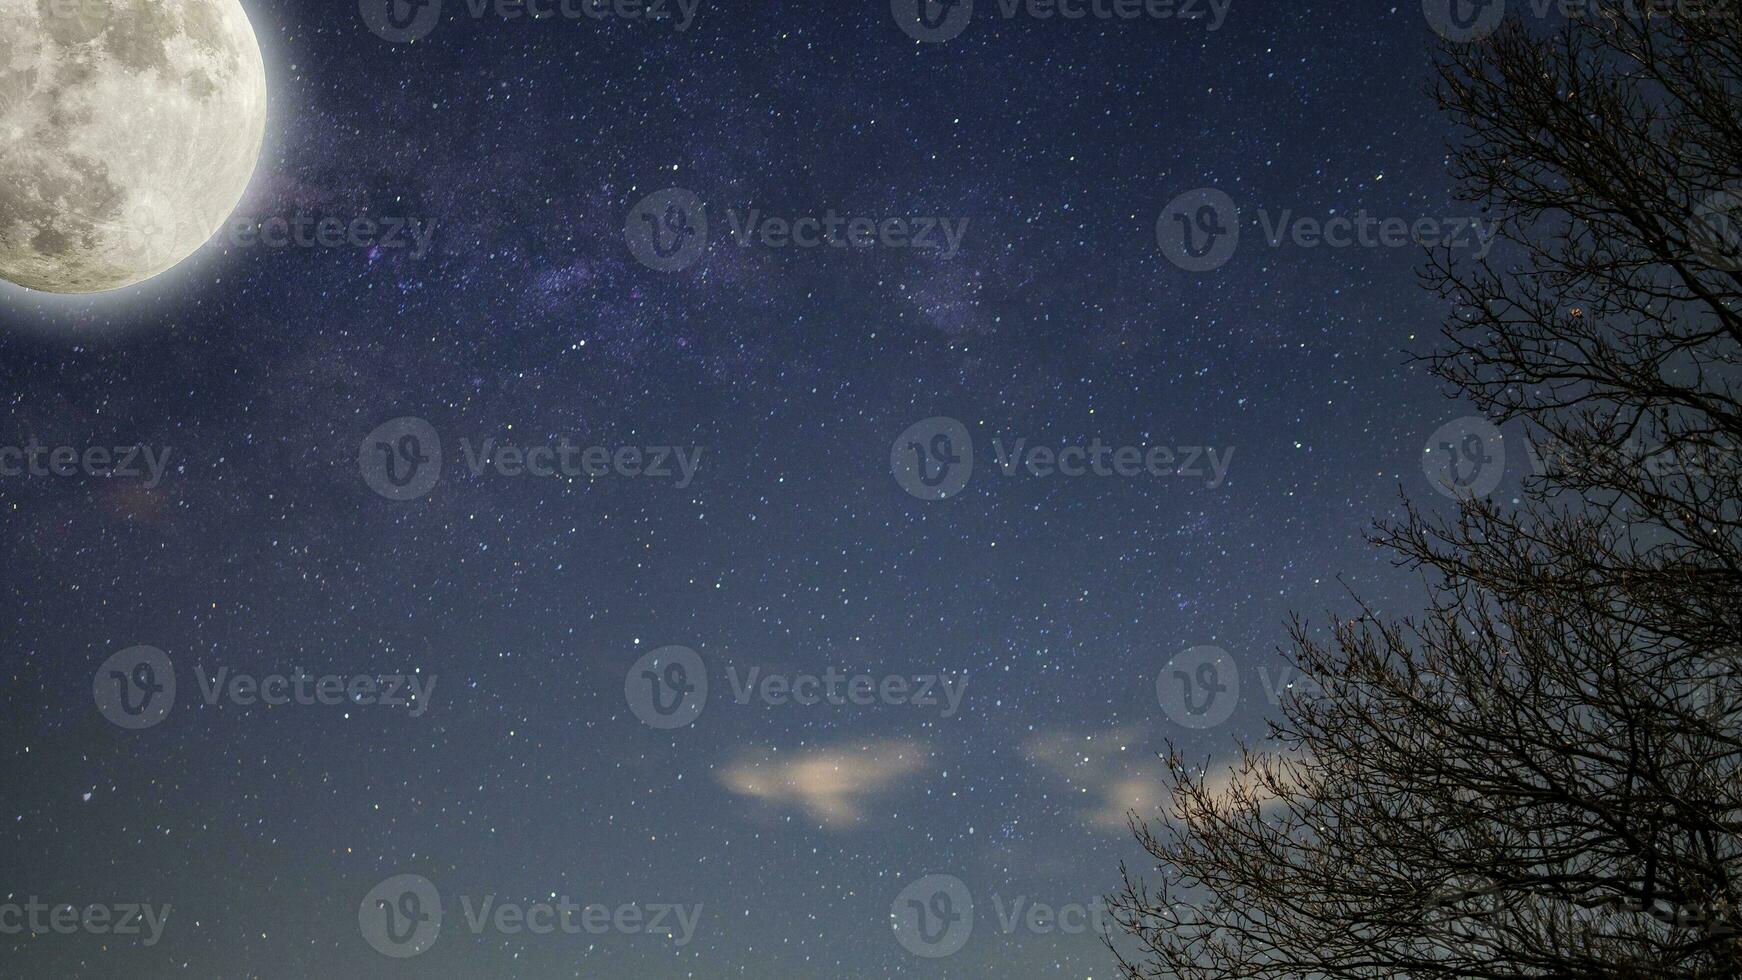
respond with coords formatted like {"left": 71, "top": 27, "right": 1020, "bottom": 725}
{"left": 0, "top": 0, "right": 1538, "bottom": 975}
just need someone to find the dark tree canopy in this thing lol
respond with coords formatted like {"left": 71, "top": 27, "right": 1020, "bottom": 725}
{"left": 1111, "top": 5, "right": 1742, "bottom": 979}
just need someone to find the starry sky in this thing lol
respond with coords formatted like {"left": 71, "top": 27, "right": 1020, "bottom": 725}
{"left": 0, "top": 0, "right": 1527, "bottom": 976}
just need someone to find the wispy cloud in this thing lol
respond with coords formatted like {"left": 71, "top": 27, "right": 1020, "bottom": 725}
{"left": 717, "top": 739, "right": 929, "bottom": 828}
{"left": 1023, "top": 727, "right": 1288, "bottom": 833}
{"left": 1024, "top": 726, "right": 1166, "bottom": 832}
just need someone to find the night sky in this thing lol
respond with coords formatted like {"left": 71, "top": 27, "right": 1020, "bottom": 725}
{"left": 1, "top": 0, "right": 1530, "bottom": 976}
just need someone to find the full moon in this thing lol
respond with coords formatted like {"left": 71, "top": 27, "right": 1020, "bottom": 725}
{"left": 0, "top": 0, "right": 267, "bottom": 293}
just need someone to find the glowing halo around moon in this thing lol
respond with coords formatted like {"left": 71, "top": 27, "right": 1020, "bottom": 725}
{"left": 0, "top": 0, "right": 268, "bottom": 294}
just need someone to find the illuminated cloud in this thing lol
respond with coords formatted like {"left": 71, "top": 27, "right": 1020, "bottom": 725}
{"left": 718, "top": 739, "right": 929, "bottom": 828}
{"left": 1024, "top": 727, "right": 1288, "bottom": 832}
{"left": 1024, "top": 727, "right": 1166, "bottom": 832}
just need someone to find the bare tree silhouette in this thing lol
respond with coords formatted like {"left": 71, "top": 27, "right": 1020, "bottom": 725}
{"left": 1110, "top": 5, "right": 1742, "bottom": 978}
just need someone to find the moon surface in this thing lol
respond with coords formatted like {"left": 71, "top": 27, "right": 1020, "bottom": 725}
{"left": 0, "top": 0, "right": 267, "bottom": 293}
